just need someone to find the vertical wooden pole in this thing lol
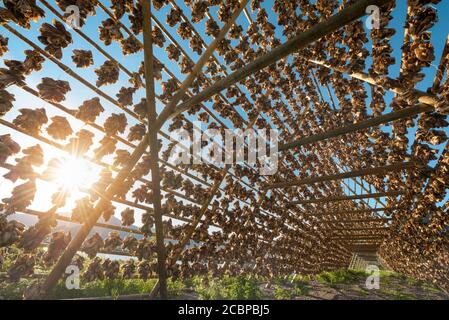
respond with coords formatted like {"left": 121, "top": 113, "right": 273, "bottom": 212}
{"left": 142, "top": 0, "right": 168, "bottom": 300}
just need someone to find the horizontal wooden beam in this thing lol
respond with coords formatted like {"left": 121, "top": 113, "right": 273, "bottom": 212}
{"left": 308, "top": 59, "right": 440, "bottom": 107}
{"left": 265, "top": 162, "right": 416, "bottom": 190}
{"left": 321, "top": 217, "right": 391, "bottom": 224}
{"left": 333, "top": 227, "right": 389, "bottom": 232}
{"left": 279, "top": 104, "right": 433, "bottom": 152}
{"left": 310, "top": 207, "right": 395, "bottom": 216}
{"left": 293, "top": 191, "right": 404, "bottom": 205}
{"left": 165, "top": 0, "right": 394, "bottom": 122}
{"left": 331, "top": 236, "right": 385, "bottom": 240}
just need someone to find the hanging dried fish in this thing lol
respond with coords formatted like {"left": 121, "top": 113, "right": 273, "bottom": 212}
{"left": 75, "top": 97, "right": 105, "bottom": 123}
{"left": 121, "top": 208, "right": 135, "bottom": 226}
{"left": 81, "top": 233, "right": 104, "bottom": 258}
{"left": 7, "top": 253, "right": 35, "bottom": 282}
{"left": 71, "top": 197, "right": 94, "bottom": 223}
{"left": 95, "top": 60, "right": 119, "bottom": 87}
{"left": 37, "top": 77, "right": 71, "bottom": 103}
{"left": 56, "top": 0, "right": 96, "bottom": 27}
{"left": 153, "top": 0, "right": 168, "bottom": 10}
{"left": 110, "top": 0, "right": 132, "bottom": 19}
{"left": 64, "top": 129, "right": 95, "bottom": 156}
{"left": 38, "top": 20, "right": 72, "bottom": 59}
{"left": 70, "top": 254, "right": 85, "bottom": 271}
{"left": 22, "top": 50, "right": 45, "bottom": 74}
{"left": 0, "top": 214, "right": 25, "bottom": 247}
{"left": 205, "top": 18, "right": 220, "bottom": 37}
{"left": 122, "top": 235, "right": 138, "bottom": 252}
{"left": 101, "top": 200, "right": 116, "bottom": 222}
{"left": 121, "top": 259, "right": 135, "bottom": 279}
{"left": 137, "top": 260, "right": 151, "bottom": 280}
{"left": 3, "top": 0, "right": 45, "bottom": 29}
{"left": 129, "top": 71, "right": 144, "bottom": 89}
{"left": 166, "top": 43, "right": 181, "bottom": 62}
{"left": 217, "top": 3, "right": 231, "bottom": 22}
{"left": 0, "top": 67, "right": 25, "bottom": 89}
{"left": 46, "top": 115, "right": 73, "bottom": 140}
{"left": 116, "top": 86, "right": 135, "bottom": 106}
{"left": 136, "top": 238, "right": 153, "bottom": 260}
{"left": 113, "top": 149, "right": 131, "bottom": 168}
{"left": 103, "top": 231, "right": 122, "bottom": 252}
{"left": 99, "top": 18, "right": 124, "bottom": 45}
{"left": 13, "top": 108, "right": 48, "bottom": 135}
{"left": 177, "top": 22, "right": 192, "bottom": 40}
{"left": 152, "top": 26, "right": 166, "bottom": 48}
{"left": 229, "top": 24, "right": 243, "bottom": 39}
{"left": 0, "top": 89, "right": 15, "bottom": 117}
{"left": 128, "top": 123, "right": 146, "bottom": 142}
{"left": 120, "top": 36, "right": 143, "bottom": 55}
{"left": 103, "top": 258, "right": 120, "bottom": 279}
{"left": 18, "top": 211, "right": 56, "bottom": 251}
{"left": 0, "top": 134, "right": 20, "bottom": 165}
{"left": 189, "top": 35, "right": 203, "bottom": 55}
{"left": 128, "top": 0, "right": 143, "bottom": 34}
{"left": 94, "top": 136, "right": 117, "bottom": 159}
{"left": 43, "top": 231, "right": 71, "bottom": 266}
{"left": 3, "top": 145, "right": 43, "bottom": 183}
{"left": 166, "top": 8, "right": 181, "bottom": 27}
{"left": 132, "top": 184, "right": 152, "bottom": 203}
{"left": 103, "top": 113, "right": 127, "bottom": 136}
{"left": 132, "top": 98, "right": 147, "bottom": 119}
{"left": 140, "top": 210, "right": 154, "bottom": 236}
{"left": 191, "top": 1, "right": 208, "bottom": 23}
{"left": 71, "top": 49, "right": 93, "bottom": 68}
{"left": 83, "top": 257, "right": 104, "bottom": 282}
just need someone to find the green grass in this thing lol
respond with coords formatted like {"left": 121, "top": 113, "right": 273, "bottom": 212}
{"left": 0, "top": 278, "right": 39, "bottom": 300}
{"left": 316, "top": 269, "right": 367, "bottom": 287}
{"left": 194, "top": 276, "right": 263, "bottom": 300}
{"left": 274, "top": 285, "right": 295, "bottom": 300}
{"left": 49, "top": 278, "right": 158, "bottom": 299}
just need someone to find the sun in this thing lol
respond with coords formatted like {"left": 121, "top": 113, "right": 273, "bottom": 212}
{"left": 50, "top": 156, "right": 97, "bottom": 192}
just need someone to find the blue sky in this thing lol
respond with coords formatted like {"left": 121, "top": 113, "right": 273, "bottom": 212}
{"left": 1, "top": 0, "right": 448, "bottom": 228}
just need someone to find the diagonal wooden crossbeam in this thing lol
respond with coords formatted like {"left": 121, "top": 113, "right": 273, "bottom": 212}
{"left": 265, "top": 162, "right": 417, "bottom": 190}
{"left": 292, "top": 191, "right": 404, "bottom": 205}
{"left": 279, "top": 104, "right": 433, "bottom": 152}
{"left": 157, "top": 0, "right": 394, "bottom": 124}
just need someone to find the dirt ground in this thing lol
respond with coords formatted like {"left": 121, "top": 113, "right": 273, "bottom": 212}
{"left": 174, "top": 274, "right": 448, "bottom": 300}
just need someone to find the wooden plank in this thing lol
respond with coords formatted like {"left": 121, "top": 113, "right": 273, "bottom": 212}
{"left": 265, "top": 162, "right": 416, "bottom": 189}
{"left": 279, "top": 104, "right": 433, "bottom": 152}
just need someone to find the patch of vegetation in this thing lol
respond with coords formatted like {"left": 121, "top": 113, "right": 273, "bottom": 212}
{"left": 0, "top": 278, "right": 39, "bottom": 300}
{"left": 379, "top": 288, "right": 416, "bottom": 300}
{"left": 274, "top": 285, "right": 294, "bottom": 300}
{"left": 316, "top": 269, "right": 367, "bottom": 287}
{"left": 271, "top": 275, "right": 309, "bottom": 299}
{"left": 194, "top": 276, "right": 263, "bottom": 300}
{"left": 49, "top": 278, "right": 158, "bottom": 299}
